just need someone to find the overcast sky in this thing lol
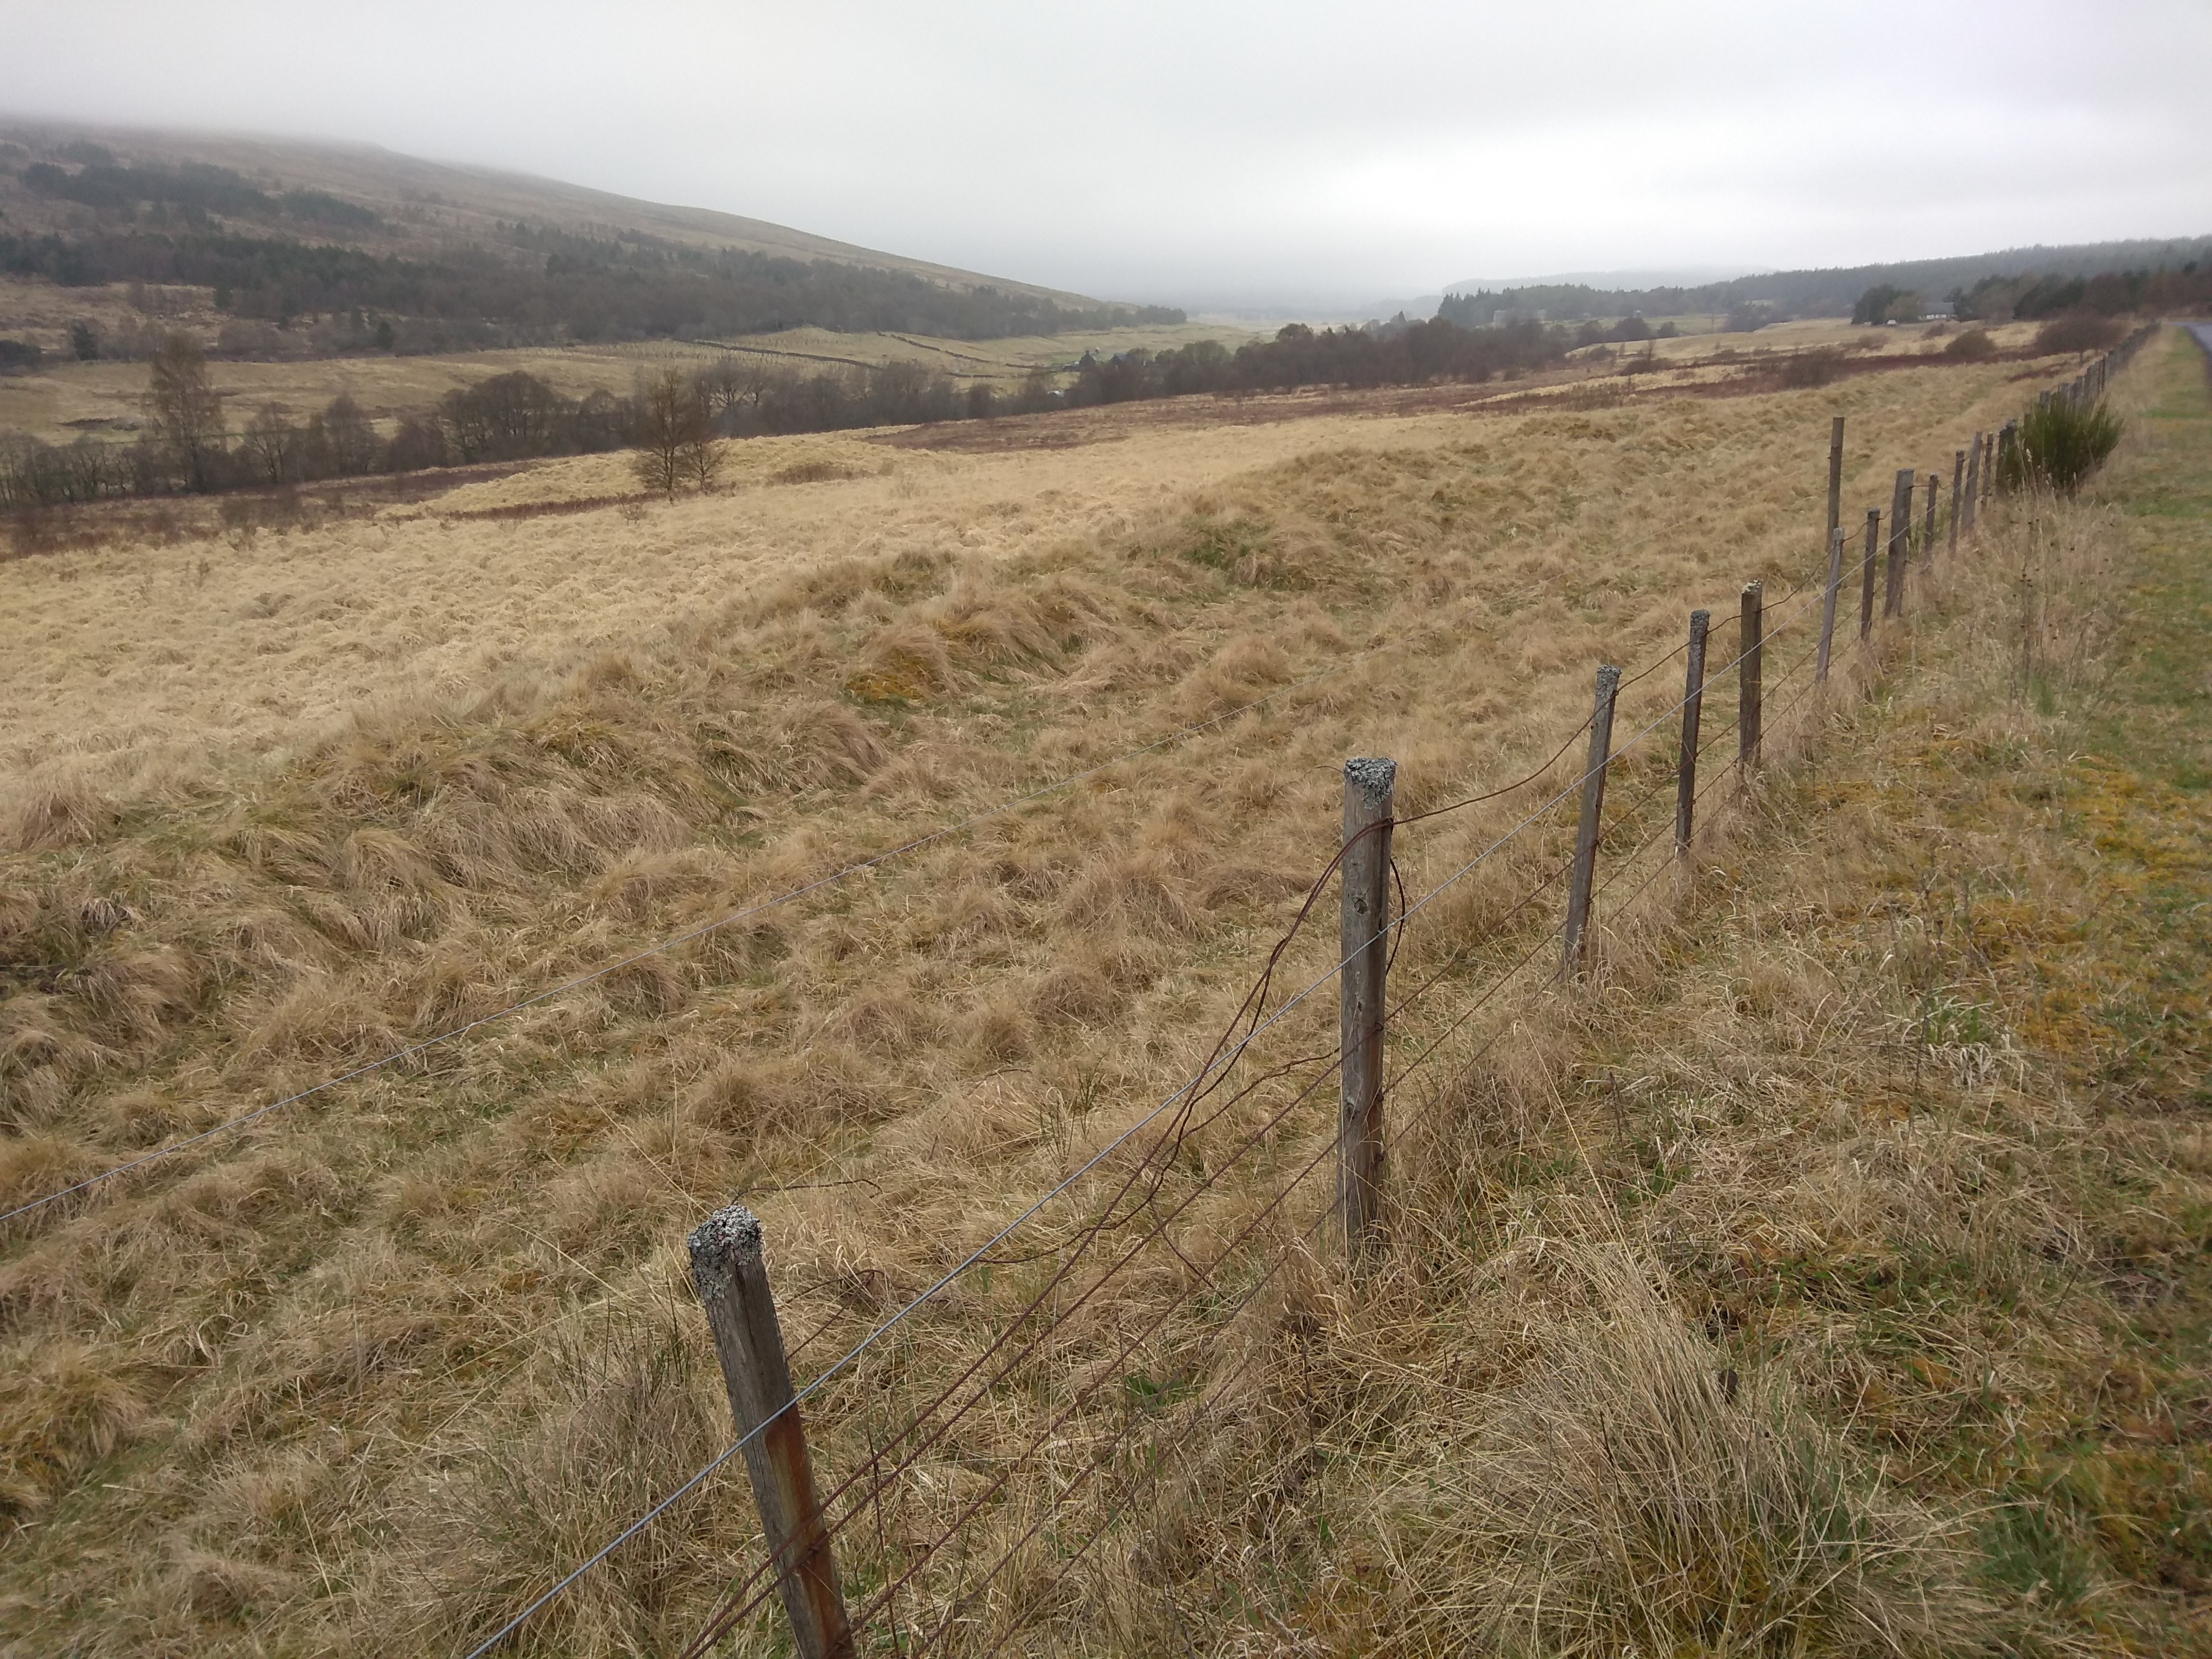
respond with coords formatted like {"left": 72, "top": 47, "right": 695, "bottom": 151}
{"left": 4, "top": 0, "right": 2208, "bottom": 311}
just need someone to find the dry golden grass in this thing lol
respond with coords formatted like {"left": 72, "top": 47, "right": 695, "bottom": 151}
{"left": 0, "top": 338, "right": 2130, "bottom": 1654}
{"left": 2, "top": 354, "right": 2058, "bottom": 818}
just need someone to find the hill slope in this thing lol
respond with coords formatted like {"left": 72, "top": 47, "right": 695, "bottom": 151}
{"left": 1442, "top": 234, "right": 2212, "bottom": 324}
{"left": 0, "top": 119, "right": 1087, "bottom": 298}
{"left": 0, "top": 119, "right": 1182, "bottom": 350}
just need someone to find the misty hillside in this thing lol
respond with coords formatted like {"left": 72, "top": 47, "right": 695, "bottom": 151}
{"left": 0, "top": 120, "right": 1183, "bottom": 349}
{"left": 1441, "top": 234, "right": 2212, "bottom": 324}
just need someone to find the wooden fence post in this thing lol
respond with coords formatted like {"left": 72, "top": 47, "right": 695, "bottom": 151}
{"left": 1675, "top": 610, "right": 1708, "bottom": 856}
{"left": 1923, "top": 472, "right": 1939, "bottom": 564}
{"left": 1815, "top": 527, "right": 1843, "bottom": 685}
{"left": 1859, "top": 508, "right": 1880, "bottom": 640}
{"left": 1560, "top": 666, "right": 1619, "bottom": 978}
{"left": 1825, "top": 415, "right": 1845, "bottom": 550}
{"left": 1997, "top": 423, "right": 2016, "bottom": 493}
{"left": 1948, "top": 451, "right": 1965, "bottom": 555}
{"left": 688, "top": 1206, "right": 855, "bottom": 1659}
{"left": 1964, "top": 434, "right": 1982, "bottom": 530}
{"left": 1738, "top": 583, "right": 1763, "bottom": 768}
{"left": 1338, "top": 756, "right": 1394, "bottom": 1256}
{"left": 1884, "top": 469, "right": 1913, "bottom": 617}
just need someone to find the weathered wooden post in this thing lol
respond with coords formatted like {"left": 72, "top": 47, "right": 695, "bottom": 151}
{"left": 1560, "top": 667, "right": 1619, "bottom": 978}
{"left": 1674, "top": 611, "right": 1708, "bottom": 856}
{"left": 1948, "top": 451, "right": 1965, "bottom": 555}
{"left": 1825, "top": 415, "right": 1845, "bottom": 550}
{"left": 1738, "top": 583, "right": 1763, "bottom": 768}
{"left": 1338, "top": 756, "right": 1394, "bottom": 1256}
{"left": 1923, "top": 472, "right": 1939, "bottom": 564}
{"left": 1884, "top": 469, "right": 1913, "bottom": 616}
{"left": 1964, "top": 434, "right": 1982, "bottom": 530}
{"left": 1997, "top": 423, "right": 2017, "bottom": 493}
{"left": 689, "top": 1206, "right": 856, "bottom": 1659}
{"left": 1859, "top": 509, "right": 1880, "bottom": 640}
{"left": 1816, "top": 526, "right": 1844, "bottom": 684}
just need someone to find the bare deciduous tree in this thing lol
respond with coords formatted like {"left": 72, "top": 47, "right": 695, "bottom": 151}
{"left": 695, "top": 353, "right": 770, "bottom": 422}
{"left": 145, "top": 333, "right": 225, "bottom": 492}
{"left": 633, "top": 367, "right": 716, "bottom": 499}
{"left": 240, "top": 404, "right": 299, "bottom": 485}
{"left": 682, "top": 414, "right": 723, "bottom": 495}
{"left": 323, "top": 393, "right": 380, "bottom": 476}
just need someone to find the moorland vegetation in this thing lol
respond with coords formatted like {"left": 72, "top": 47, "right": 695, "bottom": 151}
{"left": 5, "top": 323, "right": 2195, "bottom": 1655}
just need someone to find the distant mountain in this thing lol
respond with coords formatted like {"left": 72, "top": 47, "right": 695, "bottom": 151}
{"left": 1437, "top": 238, "right": 2212, "bottom": 325}
{"left": 0, "top": 118, "right": 1183, "bottom": 349}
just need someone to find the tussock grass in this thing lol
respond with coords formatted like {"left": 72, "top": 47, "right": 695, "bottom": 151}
{"left": 1378, "top": 1246, "right": 1985, "bottom": 1656}
{"left": 2002, "top": 396, "right": 2124, "bottom": 497}
{"left": 0, "top": 343, "right": 2126, "bottom": 1653}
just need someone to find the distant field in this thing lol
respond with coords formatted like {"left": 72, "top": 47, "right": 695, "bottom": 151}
{"left": 1578, "top": 314, "right": 2048, "bottom": 363}
{"left": 695, "top": 319, "right": 1266, "bottom": 380}
{"left": 0, "top": 315, "right": 1264, "bottom": 443}
{"left": 0, "top": 307, "right": 2038, "bottom": 448}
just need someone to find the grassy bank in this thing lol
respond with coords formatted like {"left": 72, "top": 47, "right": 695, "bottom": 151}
{"left": 1243, "top": 322, "right": 2212, "bottom": 1654}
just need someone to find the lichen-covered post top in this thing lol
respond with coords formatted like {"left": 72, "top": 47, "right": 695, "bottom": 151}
{"left": 688, "top": 1202, "right": 765, "bottom": 1304}
{"left": 1343, "top": 755, "right": 1396, "bottom": 806}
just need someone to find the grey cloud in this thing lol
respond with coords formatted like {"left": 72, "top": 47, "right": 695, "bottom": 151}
{"left": 3, "top": 0, "right": 2207, "bottom": 308}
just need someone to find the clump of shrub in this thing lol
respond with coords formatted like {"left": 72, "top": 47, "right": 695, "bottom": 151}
{"left": 2000, "top": 396, "right": 2123, "bottom": 496}
{"left": 770, "top": 458, "right": 867, "bottom": 486}
{"left": 2032, "top": 314, "right": 2123, "bottom": 356}
{"left": 1775, "top": 347, "right": 1844, "bottom": 388}
{"left": 1942, "top": 328, "right": 1997, "bottom": 360}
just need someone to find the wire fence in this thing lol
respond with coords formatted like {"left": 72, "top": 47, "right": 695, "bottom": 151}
{"left": 449, "top": 334, "right": 2159, "bottom": 1659}
{"left": 456, "top": 325, "right": 2165, "bottom": 1657}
